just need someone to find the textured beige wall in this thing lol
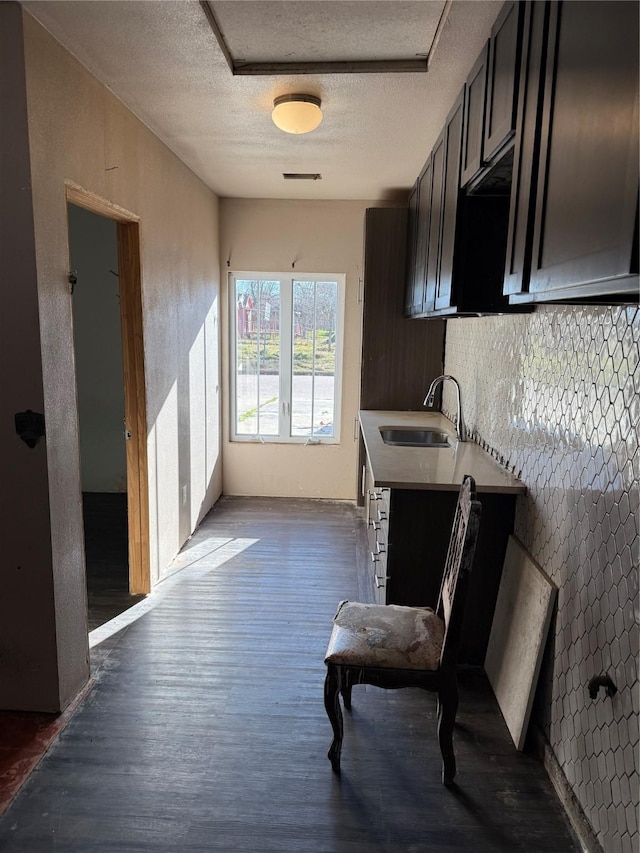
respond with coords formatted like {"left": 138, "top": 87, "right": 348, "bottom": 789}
{"left": 0, "top": 10, "right": 221, "bottom": 711}
{"left": 219, "top": 198, "right": 373, "bottom": 499}
{"left": 0, "top": 2, "right": 60, "bottom": 712}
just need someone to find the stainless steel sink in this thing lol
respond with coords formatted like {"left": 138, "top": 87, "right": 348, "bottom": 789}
{"left": 379, "top": 426, "right": 451, "bottom": 448}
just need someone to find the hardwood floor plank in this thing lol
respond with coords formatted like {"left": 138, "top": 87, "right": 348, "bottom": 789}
{"left": 83, "top": 492, "right": 145, "bottom": 631}
{"left": 0, "top": 497, "right": 579, "bottom": 852}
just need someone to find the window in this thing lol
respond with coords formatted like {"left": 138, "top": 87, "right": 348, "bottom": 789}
{"left": 230, "top": 272, "right": 345, "bottom": 443}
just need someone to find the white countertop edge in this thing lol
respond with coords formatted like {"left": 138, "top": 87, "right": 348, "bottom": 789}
{"left": 359, "top": 410, "right": 526, "bottom": 495}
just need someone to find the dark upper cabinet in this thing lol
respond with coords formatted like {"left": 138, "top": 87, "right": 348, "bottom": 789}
{"left": 484, "top": 1, "right": 525, "bottom": 163}
{"left": 425, "top": 128, "right": 446, "bottom": 313}
{"left": 506, "top": 0, "right": 639, "bottom": 303}
{"left": 434, "top": 94, "right": 464, "bottom": 312}
{"left": 404, "top": 181, "right": 419, "bottom": 315}
{"left": 406, "top": 0, "right": 638, "bottom": 314}
{"left": 460, "top": 43, "right": 488, "bottom": 187}
{"left": 407, "top": 92, "right": 511, "bottom": 317}
{"left": 404, "top": 158, "right": 433, "bottom": 316}
{"left": 462, "top": 2, "right": 526, "bottom": 190}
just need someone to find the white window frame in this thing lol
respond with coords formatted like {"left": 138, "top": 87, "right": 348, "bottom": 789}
{"left": 229, "top": 271, "right": 345, "bottom": 444}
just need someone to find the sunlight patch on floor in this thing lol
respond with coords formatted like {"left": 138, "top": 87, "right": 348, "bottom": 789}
{"left": 88, "top": 536, "right": 259, "bottom": 648}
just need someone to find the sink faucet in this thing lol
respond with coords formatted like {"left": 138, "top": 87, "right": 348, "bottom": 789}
{"left": 423, "top": 375, "right": 466, "bottom": 442}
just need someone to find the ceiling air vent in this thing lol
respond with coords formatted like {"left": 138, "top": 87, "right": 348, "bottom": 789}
{"left": 283, "top": 173, "right": 322, "bottom": 180}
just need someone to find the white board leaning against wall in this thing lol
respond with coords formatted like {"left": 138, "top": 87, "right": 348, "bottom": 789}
{"left": 485, "top": 535, "right": 557, "bottom": 750}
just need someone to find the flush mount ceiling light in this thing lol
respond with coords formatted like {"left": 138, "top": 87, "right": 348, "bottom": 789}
{"left": 272, "top": 94, "right": 322, "bottom": 134}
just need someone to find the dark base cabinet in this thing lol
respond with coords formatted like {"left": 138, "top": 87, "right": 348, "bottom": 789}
{"left": 365, "top": 485, "right": 517, "bottom": 665}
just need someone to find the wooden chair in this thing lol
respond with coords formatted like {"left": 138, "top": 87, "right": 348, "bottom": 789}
{"left": 323, "top": 475, "right": 481, "bottom": 785}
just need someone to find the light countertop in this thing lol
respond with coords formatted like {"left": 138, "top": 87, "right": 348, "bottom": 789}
{"left": 360, "top": 410, "right": 526, "bottom": 494}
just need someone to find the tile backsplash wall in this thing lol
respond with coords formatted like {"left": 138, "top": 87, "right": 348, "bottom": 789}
{"left": 444, "top": 305, "right": 638, "bottom": 853}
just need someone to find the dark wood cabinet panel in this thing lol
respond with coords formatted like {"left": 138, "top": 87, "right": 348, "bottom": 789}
{"left": 503, "top": 0, "right": 546, "bottom": 297}
{"left": 413, "top": 159, "right": 433, "bottom": 313}
{"left": 361, "top": 208, "right": 444, "bottom": 412}
{"left": 484, "top": 1, "right": 524, "bottom": 163}
{"left": 359, "top": 207, "right": 445, "bottom": 503}
{"left": 417, "top": 91, "right": 511, "bottom": 318}
{"left": 425, "top": 130, "right": 446, "bottom": 313}
{"left": 435, "top": 93, "right": 464, "bottom": 312}
{"left": 508, "top": 0, "right": 639, "bottom": 303}
{"left": 404, "top": 159, "right": 434, "bottom": 316}
{"left": 404, "top": 182, "right": 419, "bottom": 315}
{"left": 461, "top": 42, "right": 488, "bottom": 187}
{"left": 356, "top": 207, "right": 445, "bottom": 505}
{"left": 405, "top": 0, "right": 637, "bottom": 310}
{"left": 531, "top": 0, "right": 639, "bottom": 298}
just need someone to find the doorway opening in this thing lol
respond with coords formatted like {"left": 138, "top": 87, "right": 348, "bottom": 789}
{"left": 66, "top": 185, "right": 150, "bottom": 632}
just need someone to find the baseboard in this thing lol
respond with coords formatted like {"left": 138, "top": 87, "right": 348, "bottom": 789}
{"left": 530, "top": 724, "right": 603, "bottom": 853}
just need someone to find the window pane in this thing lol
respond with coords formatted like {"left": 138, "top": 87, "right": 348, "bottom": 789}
{"left": 235, "top": 279, "right": 280, "bottom": 435}
{"left": 291, "top": 280, "right": 337, "bottom": 437}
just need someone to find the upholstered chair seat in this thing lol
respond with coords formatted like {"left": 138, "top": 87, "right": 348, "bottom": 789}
{"left": 325, "top": 601, "right": 445, "bottom": 671}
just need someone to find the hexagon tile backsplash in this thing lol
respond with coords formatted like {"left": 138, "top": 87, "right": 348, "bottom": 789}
{"left": 444, "top": 305, "right": 638, "bottom": 853}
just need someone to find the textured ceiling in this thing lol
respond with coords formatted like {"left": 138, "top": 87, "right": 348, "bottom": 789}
{"left": 22, "top": 0, "right": 502, "bottom": 201}
{"left": 213, "top": 0, "right": 446, "bottom": 63}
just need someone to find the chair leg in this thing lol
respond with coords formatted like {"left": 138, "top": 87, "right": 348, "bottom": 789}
{"left": 324, "top": 664, "right": 343, "bottom": 773}
{"left": 340, "top": 670, "right": 353, "bottom": 710}
{"left": 437, "top": 676, "right": 459, "bottom": 786}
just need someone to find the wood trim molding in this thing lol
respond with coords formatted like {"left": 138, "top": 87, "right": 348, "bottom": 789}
{"left": 65, "top": 182, "right": 140, "bottom": 223}
{"left": 117, "top": 221, "right": 150, "bottom": 595}
{"left": 65, "top": 184, "right": 150, "bottom": 595}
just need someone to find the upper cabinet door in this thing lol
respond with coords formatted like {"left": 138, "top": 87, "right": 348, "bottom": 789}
{"left": 503, "top": 1, "right": 544, "bottom": 298}
{"left": 528, "top": 0, "right": 639, "bottom": 300}
{"left": 404, "top": 181, "right": 420, "bottom": 316}
{"left": 435, "top": 93, "right": 464, "bottom": 312}
{"left": 484, "top": 1, "right": 525, "bottom": 163}
{"left": 404, "top": 159, "right": 433, "bottom": 316}
{"left": 460, "top": 42, "right": 488, "bottom": 187}
{"left": 425, "top": 129, "right": 446, "bottom": 313}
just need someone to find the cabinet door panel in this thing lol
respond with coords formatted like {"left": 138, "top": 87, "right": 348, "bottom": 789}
{"left": 425, "top": 131, "right": 445, "bottom": 313}
{"left": 404, "top": 182, "right": 419, "bottom": 315}
{"left": 503, "top": 1, "right": 544, "bottom": 297}
{"left": 435, "top": 94, "right": 464, "bottom": 311}
{"left": 461, "top": 42, "right": 488, "bottom": 187}
{"left": 484, "top": 1, "right": 523, "bottom": 163}
{"left": 530, "top": 0, "right": 639, "bottom": 296}
{"left": 412, "top": 159, "right": 433, "bottom": 314}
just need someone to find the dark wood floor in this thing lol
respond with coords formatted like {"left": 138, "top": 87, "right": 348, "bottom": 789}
{"left": 83, "top": 492, "right": 145, "bottom": 631}
{"left": 0, "top": 497, "right": 579, "bottom": 852}
{"left": 0, "top": 495, "right": 139, "bottom": 816}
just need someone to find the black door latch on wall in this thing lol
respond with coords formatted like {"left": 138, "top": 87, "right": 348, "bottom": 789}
{"left": 15, "top": 410, "right": 46, "bottom": 448}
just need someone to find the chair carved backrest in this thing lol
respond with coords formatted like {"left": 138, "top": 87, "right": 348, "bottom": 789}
{"left": 323, "top": 474, "right": 483, "bottom": 782}
{"left": 436, "top": 475, "right": 482, "bottom": 669}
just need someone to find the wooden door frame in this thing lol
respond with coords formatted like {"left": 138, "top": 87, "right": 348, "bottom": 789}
{"left": 66, "top": 182, "right": 151, "bottom": 595}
